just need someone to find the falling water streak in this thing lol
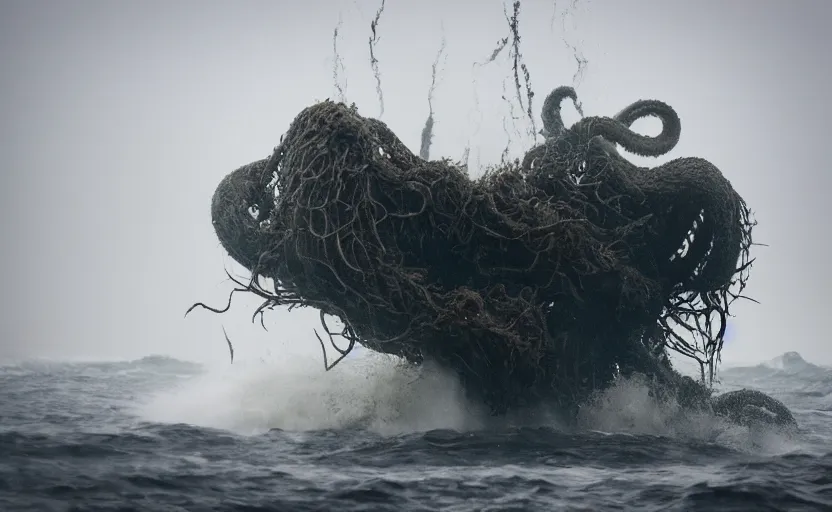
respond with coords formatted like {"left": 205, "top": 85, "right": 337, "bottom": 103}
{"left": 468, "top": 35, "right": 509, "bottom": 174}
{"left": 419, "top": 26, "right": 447, "bottom": 161}
{"left": 368, "top": 0, "right": 386, "bottom": 118}
{"left": 554, "top": 0, "right": 589, "bottom": 87}
{"left": 332, "top": 14, "right": 348, "bottom": 103}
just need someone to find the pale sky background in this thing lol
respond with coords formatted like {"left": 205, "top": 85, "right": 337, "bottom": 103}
{"left": 0, "top": 0, "right": 829, "bottom": 368}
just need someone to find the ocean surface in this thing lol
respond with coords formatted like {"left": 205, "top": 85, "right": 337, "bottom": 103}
{"left": 1, "top": 350, "right": 830, "bottom": 511}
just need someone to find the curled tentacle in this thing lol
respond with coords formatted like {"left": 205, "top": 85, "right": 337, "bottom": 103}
{"left": 613, "top": 99, "right": 666, "bottom": 127}
{"left": 598, "top": 99, "right": 674, "bottom": 155}
{"left": 540, "top": 86, "right": 580, "bottom": 138}
{"left": 572, "top": 100, "right": 681, "bottom": 158}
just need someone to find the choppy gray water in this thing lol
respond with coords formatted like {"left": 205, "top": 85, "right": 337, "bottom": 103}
{"left": 1, "top": 351, "right": 830, "bottom": 511}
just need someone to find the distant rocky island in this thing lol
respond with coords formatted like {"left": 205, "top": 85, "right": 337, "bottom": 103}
{"left": 722, "top": 351, "right": 829, "bottom": 378}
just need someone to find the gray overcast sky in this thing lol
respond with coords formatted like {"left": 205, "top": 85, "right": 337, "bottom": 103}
{"left": 0, "top": 0, "right": 829, "bottom": 367}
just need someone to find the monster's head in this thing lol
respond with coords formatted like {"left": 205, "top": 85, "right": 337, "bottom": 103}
{"left": 526, "top": 86, "right": 749, "bottom": 297}
{"left": 520, "top": 86, "right": 753, "bottom": 375}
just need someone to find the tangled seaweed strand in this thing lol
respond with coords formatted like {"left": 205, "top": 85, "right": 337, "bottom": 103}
{"left": 199, "top": 86, "right": 755, "bottom": 417}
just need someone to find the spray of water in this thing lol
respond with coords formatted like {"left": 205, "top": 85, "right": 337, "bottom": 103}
{"left": 138, "top": 351, "right": 485, "bottom": 436}
{"left": 576, "top": 374, "right": 802, "bottom": 455}
{"left": 136, "top": 350, "right": 801, "bottom": 455}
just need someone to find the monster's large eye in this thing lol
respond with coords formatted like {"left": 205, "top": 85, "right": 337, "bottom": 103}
{"left": 248, "top": 205, "right": 260, "bottom": 220}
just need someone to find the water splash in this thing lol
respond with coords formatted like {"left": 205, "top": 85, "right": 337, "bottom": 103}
{"left": 138, "top": 351, "right": 485, "bottom": 436}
